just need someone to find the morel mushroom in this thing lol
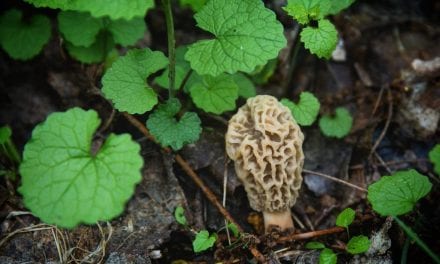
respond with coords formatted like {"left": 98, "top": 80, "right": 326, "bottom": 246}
{"left": 226, "top": 95, "right": 304, "bottom": 232}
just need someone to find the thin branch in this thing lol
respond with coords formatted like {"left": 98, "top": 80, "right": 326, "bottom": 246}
{"left": 303, "top": 169, "right": 367, "bottom": 192}
{"left": 369, "top": 86, "right": 393, "bottom": 157}
{"left": 277, "top": 226, "right": 345, "bottom": 243}
{"left": 122, "top": 113, "right": 266, "bottom": 263}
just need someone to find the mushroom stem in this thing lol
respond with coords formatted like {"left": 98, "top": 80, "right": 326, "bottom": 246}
{"left": 263, "top": 210, "right": 294, "bottom": 232}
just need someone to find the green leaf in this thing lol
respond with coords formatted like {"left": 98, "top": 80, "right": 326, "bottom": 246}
{"left": 174, "top": 205, "right": 187, "bottom": 225}
{"left": 193, "top": 230, "right": 217, "bottom": 253}
{"left": 300, "top": 19, "right": 338, "bottom": 59}
{"left": 58, "top": 11, "right": 146, "bottom": 48}
{"left": 305, "top": 241, "right": 325, "bottom": 249}
{"left": 319, "top": 248, "right": 337, "bottom": 264}
{"left": 283, "top": 0, "right": 331, "bottom": 25}
{"left": 18, "top": 108, "right": 143, "bottom": 228}
{"left": 185, "top": 0, "right": 286, "bottom": 76}
{"left": 25, "top": 0, "right": 155, "bottom": 20}
{"left": 107, "top": 17, "right": 146, "bottom": 46}
{"left": 72, "top": 0, "right": 154, "bottom": 20}
{"left": 428, "top": 144, "right": 440, "bottom": 175}
{"left": 346, "top": 235, "right": 371, "bottom": 254}
{"left": 325, "top": 0, "right": 355, "bottom": 16}
{"left": 319, "top": 107, "right": 353, "bottom": 138}
{"left": 336, "top": 208, "right": 355, "bottom": 228}
{"left": 367, "top": 169, "right": 432, "bottom": 216}
{"left": 0, "top": 9, "right": 51, "bottom": 60}
{"left": 102, "top": 48, "right": 168, "bottom": 114}
{"left": 179, "top": 0, "right": 207, "bottom": 12}
{"left": 155, "top": 46, "right": 191, "bottom": 90}
{"left": 227, "top": 223, "right": 239, "bottom": 237}
{"left": 188, "top": 74, "right": 239, "bottom": 114}
{"left": 281, "top": 92, "right": 320, "bottom": 126}
{"left": 24, "top": 0, "right": 73, "bottom": 10}
{"left": 65, "top": 31, "right": 115, "bottom": 64}
{"left": 232, "top": 73, "right": 256, "bottom": 99}
{"left": 146, "top": 99, "right": 202, "bottom": 150}
{"left": 0, "top": 126, "right": 12, "bottom": 145}
{"left": 58, "top": 11, "right": 103, "bottom": 47}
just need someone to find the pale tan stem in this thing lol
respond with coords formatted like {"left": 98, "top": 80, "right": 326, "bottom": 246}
{"left": 263, "top": 210, "right": 294, "bottom": 232}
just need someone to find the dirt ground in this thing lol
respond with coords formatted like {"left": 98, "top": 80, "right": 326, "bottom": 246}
{"left": 0, "top": 0, "right": 439, "bottom": 263}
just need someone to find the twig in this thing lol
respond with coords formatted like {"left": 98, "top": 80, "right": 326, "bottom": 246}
{"left": 277, "top": 226, "right": 345, "bottom": 243}
{"left": 303, "top": 169, "right": 367, "bottom": 192}
{"left": 369, "top": 86, "right": 393, "bottom": 157}
{"left": 122, "top": 113, "right": 266, "bottom": 262}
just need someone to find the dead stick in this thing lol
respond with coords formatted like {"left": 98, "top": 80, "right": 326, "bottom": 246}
{"left": 278, "top": 226, "right": 345, "bottom": 243}
{"left": 303, "top": 169, "right": 367, "bottom": 192}
{"left": 369, "top": 86, "right": 393, "bottom": 157}
{"left": 123, "top": 113, "right": 266, "bottom": 263}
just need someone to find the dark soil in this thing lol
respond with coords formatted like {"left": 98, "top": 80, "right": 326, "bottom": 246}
{"left": 1, "top": 0, "right": 439, "bottom": 263}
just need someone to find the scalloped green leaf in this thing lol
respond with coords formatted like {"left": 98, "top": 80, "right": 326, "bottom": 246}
{"left": 319, "top": 248, "right": 337, "bottom": 264}
{"left": 346, "top": 235, "right": 371, "bottom": 254}
{"left": 283, "top": 0, "right": 331, "bottom": 25}
{"left": 0, "top": 126, "right": 12, "bottom": 145}
{"left": 305, "top": 241, "right": 325, "bottom": 249}
{"left": 0, "top": 9, "right": 51, "bottom": 60}
{"left": 102, "top": 48, "right": 168, "bottom": 114}
{"left": 73, "top": 0, "right": 154, "bottom": 20}
{"left": 281, "top": 91, "right": 320, "bottom": 126}
{"left": 300, "top": 19, "right": 338, "bottom": 59}
{"left": 107, "top": 17, "right": 146, "bottom": 46}
{"left": 18, "top": 108, "right": 143, "bottom": 228}
{"left": 188, "top": 74, "right": 239, "bottom": 114}
{"left": 65, "top": 31, "right": 114, "bottom": 64}
{"left": 367, "top": 169, "right": 432, "bottom": 216}
{"left": 24, "top": 0, "right": 74, "bottom": 10}
{"left": 193, "top": 230, "right": 217, "bottom": 253}
{"left": 58, "top": 11, "right": 103, "bottom": 47}
{"left": 336, "top": 207, "right": 355, "bottom": 228}
{"left": 185, "top": 0, "right": 286, "bottom": 76}
{"left": 25, "top": 0, "right": 154, "bottom": 20}
{"left": 429, "top": 144, "right": 440, "bottom": 175}
{"left": 319, "top": 107, "right": 352, "bottom": 138}
{"left": 146, "top": 99, "right": 202, "bottom": 150}
{"left": 58, "top": 11, "right": 146, "bottom": 48}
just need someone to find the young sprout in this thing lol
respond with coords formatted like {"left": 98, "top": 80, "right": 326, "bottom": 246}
{"left": 226, "top": 95, "right": 304, "bottom": 232}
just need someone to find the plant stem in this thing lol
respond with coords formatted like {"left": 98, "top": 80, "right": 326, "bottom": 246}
{"left": 394, "top": 216, "right": 440, "bottom": 264}
{"left": 162, "top": 0, "right": 176, "bottom": 98}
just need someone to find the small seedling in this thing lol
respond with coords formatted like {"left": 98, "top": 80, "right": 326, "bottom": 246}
{"left": 319, "top": 107, "right": 353, "bottom": 138}
{"left": 283, "top": 0, "right": 356, "bottom": 58}
{"left": 346, "top": 235, "right": 371, "bottom": 254}
{"left": 281, "top": 91, "right": 321, "bottom": 126}
{"left": 174, "top": 205, "right": 187, "bottom": 226}
{"left": 192, "top": 230, "right": 217, "bottom": 253}
{"left": 367, "top": 169, "right": 440, "bottom": 262}
{"left": 319, "top": 248, "right": 337, "bottom": 264}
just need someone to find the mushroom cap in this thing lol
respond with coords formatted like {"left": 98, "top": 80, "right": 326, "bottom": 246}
{"left": 226, "top": 95, "right": 304, "bottom": 212}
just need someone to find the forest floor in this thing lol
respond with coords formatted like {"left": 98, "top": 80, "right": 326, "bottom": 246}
{"left": 0, "top": 0, "right": 439, "bottom": 263}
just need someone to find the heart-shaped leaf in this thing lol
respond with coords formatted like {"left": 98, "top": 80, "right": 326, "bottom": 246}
{"left": 19, "top": 108, "right": 143, "bottom": 228}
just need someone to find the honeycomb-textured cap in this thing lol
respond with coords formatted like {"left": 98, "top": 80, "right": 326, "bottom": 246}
{"left": 226, "top": 95, "right": 304, "bottom": 212}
